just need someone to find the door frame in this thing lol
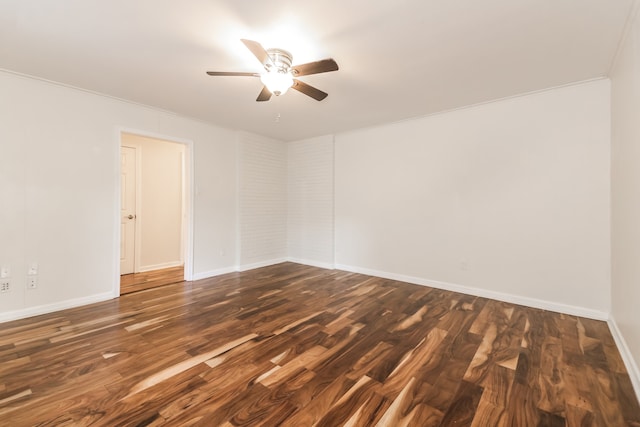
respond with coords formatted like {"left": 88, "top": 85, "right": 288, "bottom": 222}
{"left": 113, "top": 127, "right": 194, "bottom": 297}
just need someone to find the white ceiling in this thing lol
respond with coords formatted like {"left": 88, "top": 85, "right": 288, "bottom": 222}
{"left": 0, "top": 1, "right": 634, "bottom": 141}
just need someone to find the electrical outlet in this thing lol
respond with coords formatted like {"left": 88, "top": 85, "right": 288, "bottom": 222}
{"left": 0, "top": 280, "right": 10, "bottom": 292}
{"left": 0, "top": 266, "right": 9, "bottom": 279}
{"left": 27, "top": 276, "right": 37, "bottom": 289}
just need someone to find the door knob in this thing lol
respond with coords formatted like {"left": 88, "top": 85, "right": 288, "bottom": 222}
{"left": 127, "top": 214, "right": 136, "bottom": 220}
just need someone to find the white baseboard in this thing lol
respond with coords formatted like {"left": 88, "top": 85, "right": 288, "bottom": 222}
{"left": 191, "top": 266, "right": 238, "bottom": 281}
{"left": 237, "top": 258, "right": 288, "bottom": 272}
{"left": 191, "top": 258, "right": 302, "bottom": 281}
{"left": 608, "top": 316, "right": 640, "bottom": 403}
{"left": 334, "top": 264, "right": 609, "bottom": 321}
{"left": 287, "top": 257, "right": 335, "bottom": 270}
{"left": 138, "top": 261, "right": 183, "bottom": 273}
{"left": 0, "top": 292, "right": 114, "bottom": 324}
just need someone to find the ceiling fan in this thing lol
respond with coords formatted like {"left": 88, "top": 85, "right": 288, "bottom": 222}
{"left": 206, "top": 39, "right": 339, "bottom": 102}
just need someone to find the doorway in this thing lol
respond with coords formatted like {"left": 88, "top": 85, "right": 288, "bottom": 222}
{"left": 117, "top": 131, "right": 192, "bottom": 295}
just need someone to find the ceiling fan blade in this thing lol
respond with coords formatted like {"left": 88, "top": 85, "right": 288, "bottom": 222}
{"left": 241, "top": 39, "right": 274, "bottom": 69}
{"left": 292, "top": 79, "right": 328, "bottom": 101}
{"left": 206, "top": 71, "right": 260, "bottom": 77}
{"left": 256, "top": 86, "right": 272, "bottom": 102}
{"left": 291, "top": 59, "right": 339, "bottom": 77}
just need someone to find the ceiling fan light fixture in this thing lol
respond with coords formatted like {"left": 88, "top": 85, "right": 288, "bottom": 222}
{"left": 206, "top": 39, "right": 336, "bottom": 101}
{"left": 260, "top": 71, "right": 293, "bottom": 96}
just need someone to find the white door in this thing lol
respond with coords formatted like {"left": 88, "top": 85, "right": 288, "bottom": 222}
{"left": 120, "top": 146, "right": 137, "bottom": 274}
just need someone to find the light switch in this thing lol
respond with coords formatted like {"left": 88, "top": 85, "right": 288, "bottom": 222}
{"left": 28, "top": 263, "right": 38, "bottom": 275}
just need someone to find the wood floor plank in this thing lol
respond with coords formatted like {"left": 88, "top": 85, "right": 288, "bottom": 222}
{"left": 0, "top": 262, "right": 638, "bottom": 426}
{"left": 120, "top": 265, "right": 185, "bottom": 295}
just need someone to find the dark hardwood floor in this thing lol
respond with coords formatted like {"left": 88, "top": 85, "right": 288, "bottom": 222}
{"left": 120, "top": 265, "right": 184, "bottom": 295}
{"left": 1, "top": 262, "right": 638, "bottom": 426}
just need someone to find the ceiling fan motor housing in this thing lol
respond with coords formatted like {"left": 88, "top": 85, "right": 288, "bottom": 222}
{"left": 265, "top": 48, "right": 293, "bottom": 73}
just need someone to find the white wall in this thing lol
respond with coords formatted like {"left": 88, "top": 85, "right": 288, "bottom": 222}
{"left": 287, "top": 135, "right": 335, "bottom": 268}
{"left": 238, "top": 132, "right": 287, "bottom": 270}
{"left": 610, "top": 4, "right": 640, "bottom": 397}
{"left": 335, "top": 80, "right": 611, "bottom": 316}
{"left": 121, "top": 134, "right": 184, "bottom": 272}
{"left": 0, "top": 71, "right": 238, "bottom": 319}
